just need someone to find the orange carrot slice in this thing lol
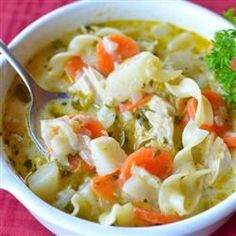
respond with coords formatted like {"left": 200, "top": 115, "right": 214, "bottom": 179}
{"left": 97, "top": 34, "right": 140, "bottom": 76}
{"left": 187, "top": 97, "right": 198, "bottom": 119}
{"left": 201, "top": 90, "right": 231, "bottom": 137}
{"left": 64, "top": 56, "right": 87, "bottom": 80}
{"left": 91, "top": 172, "right": 119, "bottom": 202}
{"left": 67, "top": 154, "right": 95, "bottom": 174}
{"left": 200, "top": 122, "right": 231, "bottom": 137}
{"left": 119, "top": 147, "right": 173, "bottom": 186}
{"left": 134, "top": 207, "right": 180, "bottom": 225}
{"left": 179, "top": 97, "right": 198, "bottom": 129}
{"left": 83, "top": 118, "right": 108, "bottom": 139}
{"left": 67, "top": 155, "right": 80, "bottom": 173}
{"left": 202, "top": 90, "right": 225, "bottom": 112}
{"left": 119, "top": 94, "right": 152, "bottom": 113}
{"left": 223, "top": 136, "right": 236, "bottom": 148}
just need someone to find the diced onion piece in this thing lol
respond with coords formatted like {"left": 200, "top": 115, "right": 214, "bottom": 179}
{"left": 54, "top": 187, "right": 76, "bottom": 210}
{"left": 28, "top": 162, "right": 60, "bottom": 201}
{"left": 91, "top": 136, "right": 127, "bottom": 175}
{"left": 97, "top": 106, "right": 116, "bottom": 129}
{"left": 106, "top": 52, "right": 162, "bottom": 102}
{"left": 122, "top": 167, "right": 161, "bottom": 205}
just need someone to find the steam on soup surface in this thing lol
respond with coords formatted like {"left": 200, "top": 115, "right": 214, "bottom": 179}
{"left": 3, "top": 20, "right": 236, "bottom": 226}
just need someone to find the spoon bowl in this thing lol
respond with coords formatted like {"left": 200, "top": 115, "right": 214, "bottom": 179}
{"left": 0, "top": 39, "right": 68, "bottom": 155}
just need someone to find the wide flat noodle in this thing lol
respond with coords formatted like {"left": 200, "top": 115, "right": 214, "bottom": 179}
{"left": 49, "top": 52, "right": 78, "bottom": 78}
{"left": 99, "top": 203, "right": 134, "bottom": 226}
{"left": 204, "top": 136, "right": 233, "bottom": 185}
{"left": 158, "top": 121, "right": 211, "bottom": 216}
{"left": 159, "top": 169, "right": 211, "bottom": 216}
{"left": 49, "top": 35, "right": 98, "bottom": 80}
{"left": 174, "top": 120, "right": 209, "bottom": 174}
{"left": 71, "top": 178, "right": 99, "bottom": 216}
{"left": 68, "top": 34, "right": 98, "bottom": 54}
{"left": 68, "top": 34, "right": 98, "bottom": 66}
{"left": 165, "top": 78, "right": 213, "bottom": 126}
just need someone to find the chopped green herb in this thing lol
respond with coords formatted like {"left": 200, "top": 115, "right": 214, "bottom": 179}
{"left": 61, "top": 101, "right": 67, "bottom": 106}
{"left": 105, "top": 104, "right": 112, "bottom": 109}
{"left": 143, "top": 106, "right": 155, "bottom": 113}
{"left": 135, "top": 109, "right": 152, "bottom": 130}
{"left": 119, "top": 130, "right": 126, "bottom": 147}
{"left": 205, "top": 29, "right": 236, "bottom": 112}
{"left": 48, "top": 101, "right": 68, "bottom": 117}
{"left": 71, "top": 91, "right": 94, "bottom": 111}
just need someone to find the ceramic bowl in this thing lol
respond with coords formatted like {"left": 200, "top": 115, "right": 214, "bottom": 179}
{"left": 0, "top": 1, "right": 235, "bottom": 235}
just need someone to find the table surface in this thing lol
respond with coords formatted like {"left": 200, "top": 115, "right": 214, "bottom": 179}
{"left": 0, "top": 0, "right": 236, "bottom": 235}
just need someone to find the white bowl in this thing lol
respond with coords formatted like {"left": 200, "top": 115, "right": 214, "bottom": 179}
{"left": 0, "top": 1, "right": 235, "bottom": 235}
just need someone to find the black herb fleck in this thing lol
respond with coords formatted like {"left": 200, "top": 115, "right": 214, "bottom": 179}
{"left": 175, "top": 115, "right": 182, "bottom": 123}
{"left": 24, "top": 159, "right": 32, "bottom": 169}
{"left": 112, "top": 173, "right": 119, "bottom": 180}
{"left": 178, "top": 143, "right": 183, "bottom": 151}
{"left": 51, "top": 39, "right": 63, "bottom": 49}
{"left": 85, "top": 25, "right": 93, "bottom": 31}
{"left": 149, "top": 80, "right": 154, "bottom": 86}
{"left": 163, "top": 137, "right": 168, "bottom": 144}
{"left": 155, "top": 149, "right": 161, "bottom": 156}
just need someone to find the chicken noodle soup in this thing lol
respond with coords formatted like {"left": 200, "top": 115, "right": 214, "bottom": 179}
{"left": 3, "top": 20, "right": 236, "bottom": 226}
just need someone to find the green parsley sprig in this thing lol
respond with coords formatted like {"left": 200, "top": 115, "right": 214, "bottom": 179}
{"left": 205, "top": 29, "right": 236, "bottom": 112}
{"left": 223, "top": 8, "right": 236, "bottom": 25}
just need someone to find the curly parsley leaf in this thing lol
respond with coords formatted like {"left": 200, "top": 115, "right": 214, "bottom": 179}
{"left": 205, "top": 29, "right": 236, "bottom": 112}
{"left": 223, "top": 8, "right": 236, "bottom": 25}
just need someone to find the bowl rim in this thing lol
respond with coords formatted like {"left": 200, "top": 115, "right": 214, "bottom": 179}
{"left": 1, "top": 0, "right": 235, "bottom": 235}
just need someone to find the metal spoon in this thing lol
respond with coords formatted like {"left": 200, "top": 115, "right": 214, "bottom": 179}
{"left": 0, "top": 39, "right": 67, "bottom": 156}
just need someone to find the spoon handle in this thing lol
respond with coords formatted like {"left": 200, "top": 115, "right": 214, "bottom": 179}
{"left": 0, "top": 39, "right": 36, "bottom": 97}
